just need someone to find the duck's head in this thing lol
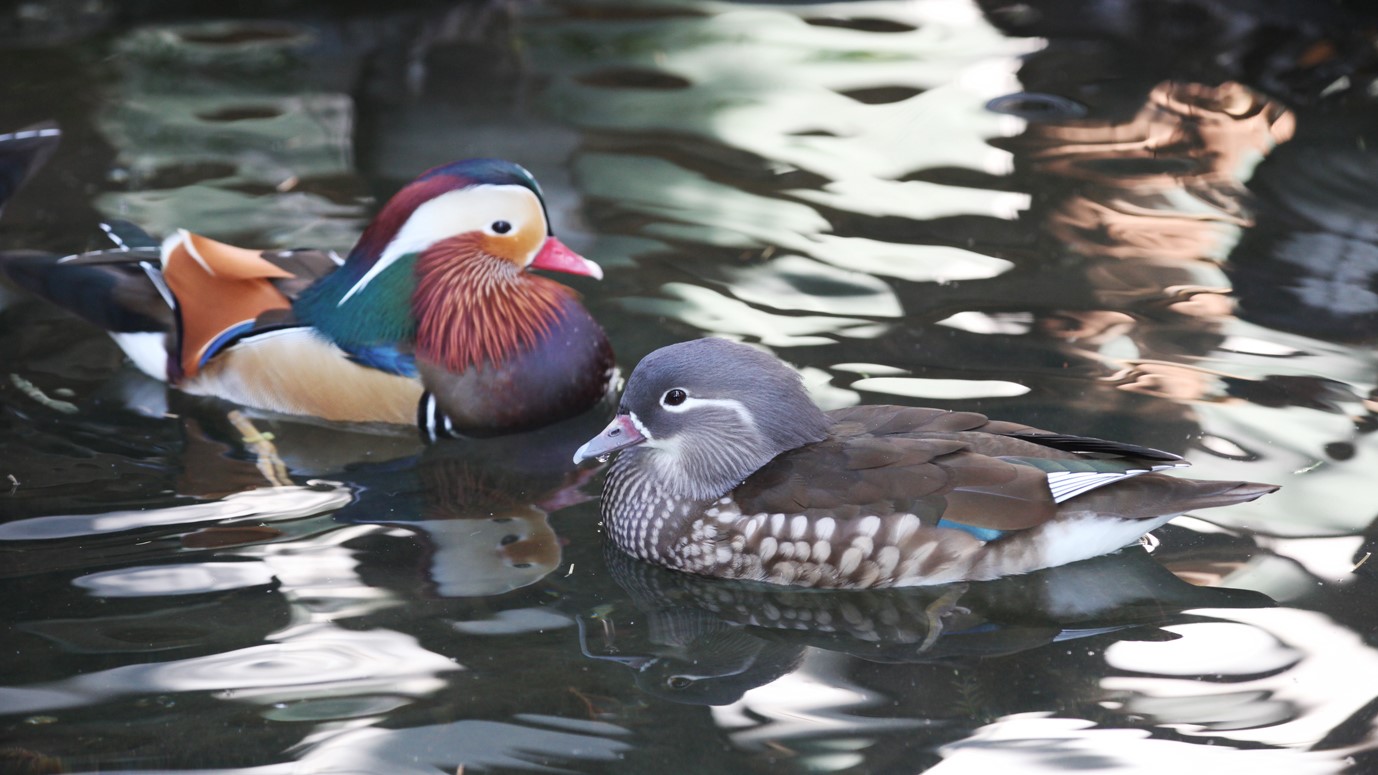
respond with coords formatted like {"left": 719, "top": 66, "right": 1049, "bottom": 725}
{"left": 338, "top": 158, "right": 600, "bottom": 304}
{"left": 294, "top": 159, "right": 604, "bottom": 368}
{"left": 574, "top": 338, "right": 831, "bottom": 500}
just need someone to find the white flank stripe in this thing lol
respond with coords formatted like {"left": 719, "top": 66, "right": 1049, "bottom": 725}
{"left": 424, "top": 394, "right": 439, "bottom": 439}
{"left": 139, "top": 262, "right": 176, "bottom": 310}
{"left": 110, "top": 332, "right": 168, "bottom": 381}
{"left": 230, "top": 327, "right": 311, "bottom": 346}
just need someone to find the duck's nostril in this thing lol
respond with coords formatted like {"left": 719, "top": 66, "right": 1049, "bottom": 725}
{"left": 610, "top": 428, "right": 621, "bottom": 436}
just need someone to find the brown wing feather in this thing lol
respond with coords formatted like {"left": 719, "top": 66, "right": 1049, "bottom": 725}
{"left": 827, "top": 405, "right": 1179, "bottom": 464}
{"left": 734, "top": 405, "right": 1204, "bottom": 540}
{"left": 259, "top": 249, "right": 342, "bottom": 299}
{"left": 734, "top": 433, "right": 1059, "bottom": 530}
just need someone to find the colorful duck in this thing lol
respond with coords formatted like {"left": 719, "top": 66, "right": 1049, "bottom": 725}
{"left": 574, "top": 338, "right": 1278, "bottom": 588}
{"left": 1, "top": 159, "right": 614, "bottom": 435}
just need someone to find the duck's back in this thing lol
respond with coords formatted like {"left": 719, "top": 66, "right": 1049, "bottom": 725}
{"left": 712, "top": 405, "right": 1272, "bottom": 587}
{"left": 734, "top": 405, "right": 1179, "bottom": 528}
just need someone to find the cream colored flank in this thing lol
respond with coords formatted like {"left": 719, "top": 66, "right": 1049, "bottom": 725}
{"left": 183, "top": 328, "right": 422, "bottom": 424}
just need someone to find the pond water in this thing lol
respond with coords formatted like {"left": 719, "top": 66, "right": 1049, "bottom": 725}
{"left": 1, "top": 0, "right": 1377, "bottom": 772}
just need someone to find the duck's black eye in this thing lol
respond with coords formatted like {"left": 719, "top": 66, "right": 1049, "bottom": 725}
{"left": 663, "top": 388, "right": 687, "bottom": 407}
{"left": 491, "top": 220, "right": 512, "bottom": 234}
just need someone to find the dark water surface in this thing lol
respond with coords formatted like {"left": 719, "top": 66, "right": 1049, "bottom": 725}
{"left": 2, "top": 0, "right": 1377, "bottom": 772}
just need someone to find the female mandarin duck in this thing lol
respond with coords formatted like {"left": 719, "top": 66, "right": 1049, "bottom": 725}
{"left": 574, "top": 338, "right": 1278, "bottom": 588}
{"left": 1, "top": 159, "right": 614, "bottom": 436}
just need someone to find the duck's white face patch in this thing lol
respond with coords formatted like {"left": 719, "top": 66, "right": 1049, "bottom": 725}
{"left": 337, "top": 184, "right": 546, "bottom": 306}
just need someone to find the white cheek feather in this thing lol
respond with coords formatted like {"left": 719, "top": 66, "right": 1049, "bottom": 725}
{"left": 628, "top": 410, "right": 654, "bottom": 441}
{"left": 337, "top": 184, "right": 542, "bottom": 306}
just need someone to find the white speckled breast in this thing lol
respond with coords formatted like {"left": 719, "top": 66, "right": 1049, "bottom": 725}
{"left": 603, "top": 457, "right": 995, "bottom": 588}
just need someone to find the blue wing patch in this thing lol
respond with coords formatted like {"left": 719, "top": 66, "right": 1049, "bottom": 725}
{"left": 937, "top": 519, "right": 1005, "bottom": 542}
{"left": 345, "top": 344, "right": 417, "bottom": 377}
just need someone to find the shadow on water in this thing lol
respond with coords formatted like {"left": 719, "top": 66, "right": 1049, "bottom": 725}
{"left": 2, "top": 0, "right": 1378, "bottom": 772}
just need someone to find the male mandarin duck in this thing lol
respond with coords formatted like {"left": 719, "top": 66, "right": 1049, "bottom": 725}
{"left": 573, "top": 338, "right": 1278, "bottom": 588}
{"left": 1, "top": 159, "right": 614, "bottom": 436}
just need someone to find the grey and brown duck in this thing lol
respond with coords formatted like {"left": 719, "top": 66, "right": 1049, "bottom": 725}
{"left": 573, "top": 338, "right": 1278, "bottom": 589}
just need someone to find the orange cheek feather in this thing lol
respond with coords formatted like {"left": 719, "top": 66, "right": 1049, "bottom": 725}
{"left": 478, "top": 226, "right": 542, "bottom": 268}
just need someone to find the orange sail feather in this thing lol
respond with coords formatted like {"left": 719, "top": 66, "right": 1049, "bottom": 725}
{"left": 162, "top": 231, "right": 295, "bottom": 378}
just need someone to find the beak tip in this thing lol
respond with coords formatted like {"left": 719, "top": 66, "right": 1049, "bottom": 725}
{"left": 573, "top": 414, "right": 645, "bottom": 466}
{"left": 532, "top": 236, "right": 603, "bottom": 280}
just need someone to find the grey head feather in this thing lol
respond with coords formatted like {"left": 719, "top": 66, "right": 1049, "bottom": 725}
{"left": 615, "top": 339, "right": 831, "bottom": 500}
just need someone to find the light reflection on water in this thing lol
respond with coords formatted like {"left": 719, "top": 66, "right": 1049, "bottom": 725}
{"left": 1, "top": 0, "right": 1376, "bottom": 772}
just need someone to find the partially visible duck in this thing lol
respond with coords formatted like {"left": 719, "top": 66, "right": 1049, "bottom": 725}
{"left": 1, "top": 159, "right": 613, "bottom": 436}
{"left": 574, "top": 338, "right": 1278, "bottom": 588}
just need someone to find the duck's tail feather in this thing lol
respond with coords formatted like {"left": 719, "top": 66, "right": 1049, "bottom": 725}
{"left": 1066, "top": 474, "right": 1279, "bottom": 521}
{"left": 1, "top": 250, "right": 173, "bottom": 335}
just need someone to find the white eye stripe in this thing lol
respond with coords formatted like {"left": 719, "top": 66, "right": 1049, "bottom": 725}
{"left": 662, "top": 396, "right": 756, "bottom": 428}
{"left": 337, "top": 184, "right": 542, "bottom": 307}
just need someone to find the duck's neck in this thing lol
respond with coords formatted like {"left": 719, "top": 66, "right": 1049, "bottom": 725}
{"left": 412, "top": 234, "right": 571, "bottom": 372}
{"left": 603, "top": 451, "right": 715, "bottom": 563}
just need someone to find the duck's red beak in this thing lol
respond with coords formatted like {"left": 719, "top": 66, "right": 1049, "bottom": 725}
{"left": 531, "top": 237, "right": 603, "bottom": 280}
{"left": 573, "top": 414, "right": 645, "bottom": 464}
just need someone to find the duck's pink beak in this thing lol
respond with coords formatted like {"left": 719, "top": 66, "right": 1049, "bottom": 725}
{"left": 573, "top": 414, "right": 645, "bottom": 464}
{"left": 531, "top": 237, "right": 603, "bottom": 280}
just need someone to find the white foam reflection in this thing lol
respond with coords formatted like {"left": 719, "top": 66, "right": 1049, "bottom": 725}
{"left": 0, "top": 624, "right": 458, "bottom": 715}
{"left": 278, "top": 716, "right": 632, "bottom": 774}
{"left": 811, "top": 238, "right": 1015, "bottom": 283}
{"left": 73, "top": 561, "right": 276, "bottom": 597}
{"left": 792, "top": 178, "right": 1030, "bottom": 221}
{"left": 1185, "top": 398, "right": 1377, "bottom": 538}
{"left": 1104, "top": 607, "right": 1378, "bottom": 751}
{"left": 622, "top": 283, "right": 888, "bottom": 347}
{"left": 1104, "top": 621, "right": 1301, "bottom": 677}
{"left": 542, "top": 0, "right": 1036, "bottom": 181}
{"left": 576, "top": 152, "right": 829, "bottom": 253}
{"left": 853, "top": 376, "right": 1031, "bottom": 399}
{"left": 0, "top": 483, "right": 353, "bottom": 540}
{"left": 933, "top": 714, "right": 1346, "bottom": 774}
{"left": 451, "top": 607, "right": 575, "bottom": 636}
{"left": 723, "top": 255, "right": 903, "bottom": 317}
{"left": 549, "top": 3, "right": 1033, "bottom": 348}
{"left": 711, "top": 650, "right": 924, "bottom": 766}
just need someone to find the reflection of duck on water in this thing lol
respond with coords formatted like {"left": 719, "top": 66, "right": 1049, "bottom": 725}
{"left": 335, "top": 411, "right": 610, "bottom": 598}
{"left": 584, "top": 545, "right": 1272, "bottom": 706}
